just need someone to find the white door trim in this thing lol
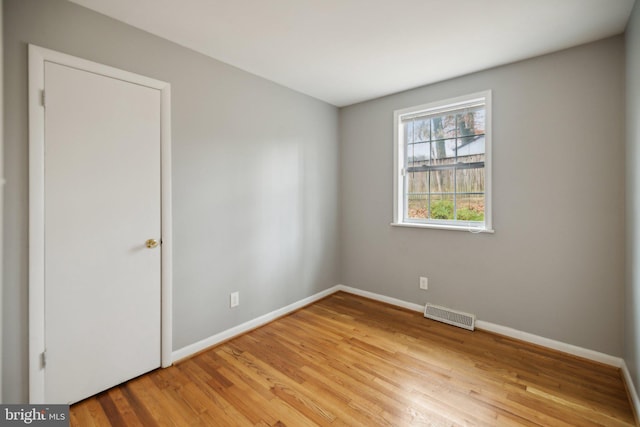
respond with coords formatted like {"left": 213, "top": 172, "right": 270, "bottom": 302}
{"left": 28, "top": 44, "right": 173, "bottom": 403}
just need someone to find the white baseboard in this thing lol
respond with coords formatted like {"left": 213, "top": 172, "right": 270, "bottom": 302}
{"left": 474, "top": 320, "right": 623, "bottom": 367}
{"left": 171, "top": 283, "right": 638, "bottom": 424}
{"left": 335, "top": 284, "right": 424, "bottom": 312}
{"left": 621, "top": 361, "right": 640, "bottom": 424}
{"left": 171, "top": 285, "right": 341, "bottom": 362}
{"left": 336, "top": 285, "right": 623, "bottom": 367}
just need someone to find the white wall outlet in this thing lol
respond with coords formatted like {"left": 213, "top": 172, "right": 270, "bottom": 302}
{"left": 419, "top": 276, "right": 428, "bottom": 290}
{"left": 230, "top": 291, "right": 240, "bottom": 308}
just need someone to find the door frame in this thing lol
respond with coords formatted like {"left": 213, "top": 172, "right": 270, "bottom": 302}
{"left": 28, "top": 44, "right": 173, "bottom": 403}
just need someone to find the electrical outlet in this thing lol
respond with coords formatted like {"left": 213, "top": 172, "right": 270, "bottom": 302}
{"left": 419, "top": 277, "right": 428, "bottom": 290}
{"left": 230, "top": 291, "right": 240, "bottom": 308}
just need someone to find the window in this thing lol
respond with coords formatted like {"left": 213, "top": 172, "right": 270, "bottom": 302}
{"left": 393, "top": 91, "right": 492, "bottom": 232}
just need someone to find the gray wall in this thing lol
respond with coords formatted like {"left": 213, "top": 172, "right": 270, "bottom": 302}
{"left": 625, "top": 0, "right": 640, "bottom": 398}
{"left": 340, "top": 37, "right": 625, "bottom": 355}
{"left": 2, "top": 0, "right": 339, "bottom": 403}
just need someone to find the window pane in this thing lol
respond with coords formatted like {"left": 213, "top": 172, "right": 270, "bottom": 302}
{"left": 456, "top": 195, "right": 484, "bottom": 221}
{"left": 456, "top": 168, "right": 484, "bottom": 221}
{"left": 432, "top": 114, "right": 456, "bottom": 140}
{"left": 413, "top": 118, "right": 430, "bottom": 142}
{"left": 430, "top": 194, "right": 454, "bottom": 220}
{"left": 408, "top": 195, "right": 428, "bottom": 219}
{"left": 430, "top": 169, "right": 454, "bottom": 195}
{"left": 407, "top": 142, "right": 415, "bottom": 166}
{"left": 456, "top": 108, "right": 485, "bottom": 137}
{"left": 457, "top": 137, "right": 485, "bottom": 159}
{"left": 408, "top": 171, "right": 427, "bottom": 193}
{"left": 431, "top": 139, "right": 456, "bottom": 161}
{"left": 471, "top": 108, "right": 486, "bottom": 135}
{"left": 412, "top": 142, "right": 429, "bottom": 165}
{"left": 456, "top": 167, "right": 485, "bottom": 194}
{"left": 407, "top": 172, "right": 427, "bottom": 219}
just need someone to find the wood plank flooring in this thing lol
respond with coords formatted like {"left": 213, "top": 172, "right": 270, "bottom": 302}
{"left": 71, "top": 292, "right": 636, "bottom": 426}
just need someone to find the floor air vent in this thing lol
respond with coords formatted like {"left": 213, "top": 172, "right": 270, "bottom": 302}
{"left": 424, "top": 303, "right": 475, "bottom": 331}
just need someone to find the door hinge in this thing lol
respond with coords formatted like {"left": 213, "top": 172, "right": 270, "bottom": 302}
{"left": 40, "top": 90, "right": 46, "bottom": 108}
{"left": 401, "top": 168, "right": 406, "bottom": 176}
{"left": 41, "top": 350, "right": 46, "bottom": 368}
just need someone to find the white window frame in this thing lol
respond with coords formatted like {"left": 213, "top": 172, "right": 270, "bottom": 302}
{"left": 392, "top": 91, "right": 493, "bottom": 233}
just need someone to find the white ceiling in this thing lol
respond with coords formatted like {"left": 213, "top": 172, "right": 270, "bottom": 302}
{"left": 69, "top": 0, "right": 635, "bottom": 107}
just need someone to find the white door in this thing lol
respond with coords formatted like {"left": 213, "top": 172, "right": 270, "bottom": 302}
{"left": 43, "top": 61, "right": 162, "bottom": 404}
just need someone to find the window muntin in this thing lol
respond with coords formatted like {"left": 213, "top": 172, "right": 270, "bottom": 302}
{"left": 393, "top": 92, "right": 492, "bottom": 232}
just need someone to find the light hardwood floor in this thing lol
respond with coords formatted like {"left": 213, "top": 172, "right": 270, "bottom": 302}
{"left": 71, "top": 292, "right": 636, "bottom": 426}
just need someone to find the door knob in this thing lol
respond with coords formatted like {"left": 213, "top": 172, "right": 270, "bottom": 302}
{"left": 145, "top": 239, "right": 159, "bottom": 249}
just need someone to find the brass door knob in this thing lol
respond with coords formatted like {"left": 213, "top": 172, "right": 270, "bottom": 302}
{"left": 145, "top": 239, "right": 159, "bottom": 249}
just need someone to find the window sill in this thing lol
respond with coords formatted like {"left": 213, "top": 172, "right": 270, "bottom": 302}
{"left": 390, "top": 222, "right": 495, "bottom": 234}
